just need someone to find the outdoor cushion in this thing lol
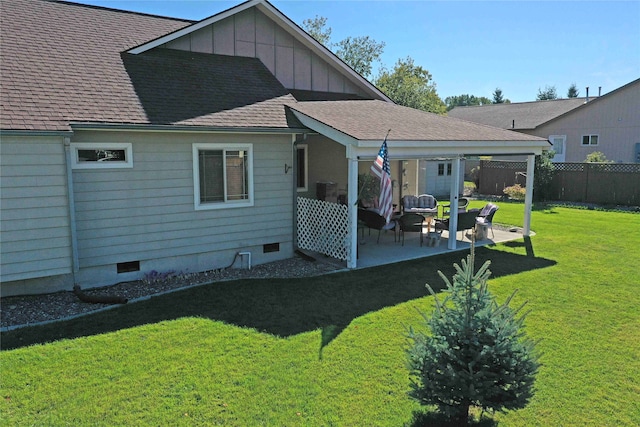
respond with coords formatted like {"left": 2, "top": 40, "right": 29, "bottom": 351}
{"left": 402, "top": 194, "right": 438, "bottom": 214}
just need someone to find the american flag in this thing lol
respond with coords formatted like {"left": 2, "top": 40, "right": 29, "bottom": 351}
{"left": 370, "top": 137, "right": 393, "bottom": 224}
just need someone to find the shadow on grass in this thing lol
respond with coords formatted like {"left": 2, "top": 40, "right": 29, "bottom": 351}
{"left": 408, "top": 410, "right": 498, "bottom": 427}
{"left": 503, "top": 236, "right": 535, "bottom": 257}
{"left": 1, "top": 247, "right": 556, "bottom": 350}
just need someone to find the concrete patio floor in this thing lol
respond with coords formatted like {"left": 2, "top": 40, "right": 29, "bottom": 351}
{"left": 342, "top": 224, "right": 530, "bottom": 269}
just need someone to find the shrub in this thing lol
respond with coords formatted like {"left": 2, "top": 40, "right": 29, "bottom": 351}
{"left": 407, "top": 246, "right": 540, "bottom": 425}
{"left": 585, "top": 151, "right": 612, "bottom": 163}
{"left": 503, "top": 184, "right": 526, "bottom": 200}
{"left": 533, "top": 150, "right": 555, "bottom": 201}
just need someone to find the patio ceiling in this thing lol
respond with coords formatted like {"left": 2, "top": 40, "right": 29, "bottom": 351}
{"left": 288, "top": 100, "right": 551, "bottom": 159}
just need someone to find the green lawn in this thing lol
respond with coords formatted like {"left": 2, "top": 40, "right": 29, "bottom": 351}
{"left": 1, "top": 203, "right": 639, "bottom": 426}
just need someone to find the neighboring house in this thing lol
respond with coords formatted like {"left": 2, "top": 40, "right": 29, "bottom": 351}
{"left": 0, "top": 0, "right": 549, "bottom": 296}
{"left": 449, "top": 79, "right": 640, "bottom": 163}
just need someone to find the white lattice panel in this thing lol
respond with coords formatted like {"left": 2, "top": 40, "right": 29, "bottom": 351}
{"left": 297, "top": 197, "right": 350, "bottom": 260}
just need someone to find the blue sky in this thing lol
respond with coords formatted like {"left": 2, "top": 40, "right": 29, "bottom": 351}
{"left": 75, "top": 0, "right": 639, "bottom": 103}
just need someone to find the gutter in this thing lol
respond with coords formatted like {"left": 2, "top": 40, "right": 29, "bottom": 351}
{"left": 69, "top": 123, "right": 310, "bottom": 134}
{"left": 0, "top": 130, "right": 73, "bottom": 136}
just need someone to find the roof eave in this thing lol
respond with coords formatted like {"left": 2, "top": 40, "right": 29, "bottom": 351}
{"left": 70, "top": 122, "right": 310, "bottom": 134}
{"left": 0, "top": 129, "right": 74, "bottom": 136}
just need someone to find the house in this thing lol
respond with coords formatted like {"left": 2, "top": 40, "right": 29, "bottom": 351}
{"left": 0, "top": 0, "right": 549, "bottom": 296}
{"left": 449, "top": 79, "right": 640, "bottom": 163}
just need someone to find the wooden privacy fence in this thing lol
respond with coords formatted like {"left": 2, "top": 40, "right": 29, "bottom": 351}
{"left": 478, "top": 160, "right": 640, "bottom": 206}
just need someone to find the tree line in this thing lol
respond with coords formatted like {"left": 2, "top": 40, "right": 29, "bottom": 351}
{"left": 303, "top": 16, "right": 583, "bottom": 114}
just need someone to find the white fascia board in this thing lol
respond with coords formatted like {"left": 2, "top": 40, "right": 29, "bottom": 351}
{"left": 354, "top": 146, "right": 548, "bottom": 160}
{"left": 360, "top": 138, "right": 550, "bottom": 153}
{"left": 326, "top": 135, "right": 548, "bottom": 160}
{"left": 128, "top": 0, "right": 263, "bottom": 54}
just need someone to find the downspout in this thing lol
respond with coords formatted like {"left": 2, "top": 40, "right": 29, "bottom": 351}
{"left": 63, "top": 137, "right": 80, "bottom": 279}
{"left": 291, "top": 134, "right": 298, "bottom": 250}
{"left": 292, "top": 133, "right": 307, "bottom": 251}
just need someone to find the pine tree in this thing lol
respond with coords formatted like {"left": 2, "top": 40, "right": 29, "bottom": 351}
{"left": 536, "top": 85, "right": 558, "bottom": 100}
{"left": 407, "top": 245, "right": 540, "bottom": 424}
{"left": 492, "top": 88, "right": 504, "bottom": 104}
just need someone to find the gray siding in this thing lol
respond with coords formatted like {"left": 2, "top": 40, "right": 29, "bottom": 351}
{"left": 0, "top": 135, "right": 73, "bottom": 283}
{"left": 70, "top": 130, "right": 294, "bottom": 287}
{"left": 163, "top": 8, "right": 368, "bottom": 97}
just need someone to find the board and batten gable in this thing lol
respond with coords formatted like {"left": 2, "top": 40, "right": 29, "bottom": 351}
{"left": 162, "top": 7, "right": 366, "bottom": 97}
{"left": 68, "top": 130, "right": 295, "bottom": 289}
{"left": 0, "top": 134, "right": 74, "bottom": 296}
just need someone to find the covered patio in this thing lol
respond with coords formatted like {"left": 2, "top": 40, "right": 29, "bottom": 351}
{"left": 288, "top": 99, "right": 550, "bottom": 269}
{"left": 353, "top": 221, "right": 528, "bottom": 269}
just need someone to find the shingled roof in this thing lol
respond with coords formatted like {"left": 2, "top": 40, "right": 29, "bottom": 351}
{"left": 447, "top": 98, "right": 589, "bottom": 130}
{"left": 121, "top": 49, "right": 300, "bottom": 128}
{"left": 0, "top": 0, "right": 549, "bottom": 150}
{"left": 0, "top": 0, "right": 192, "bottom": 131}
{"left": 0, "top": 0, "right": 299, "bottom": 131}
{"left": 289, "top": 100, "right": 545, "bottom": 142}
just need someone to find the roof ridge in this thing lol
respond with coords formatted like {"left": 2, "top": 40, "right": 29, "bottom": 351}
{"left": 452, "top": 97, "right": 590, "bottom": 110}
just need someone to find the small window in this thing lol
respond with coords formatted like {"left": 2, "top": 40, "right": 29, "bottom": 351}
{"left": 446, "top": 163, "right": 452, "bottom": 176}
{"left": 582, "top": 135, "right": 599, "bottom": 146}
{"left": 296, "top": 144, "right": 308, "bottom": 192}
{"left": 438, "top": 163, "right": 445, "bottom": 176}
{"left": 71, "top": 143, "right": 133, "bottom": 169}
{"left": 193, "top": 143, "right": 253, "bottom": 210}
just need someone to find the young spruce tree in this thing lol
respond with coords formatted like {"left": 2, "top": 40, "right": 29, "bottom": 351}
{"left": 407, "top": 245, "right": 540, "bottom": 424}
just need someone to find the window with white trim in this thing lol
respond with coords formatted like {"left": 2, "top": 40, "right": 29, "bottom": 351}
{"left": 70, "top": 143, "right": 133, "bottom": 169}
{"left": 193, "top": 143, "right": 253, "bottom": 210}
{"left": 582, "top": 134, "right": 599, "bottom": 146}
{"left": 296, "top": 144, "right": 308, "bottom": 192}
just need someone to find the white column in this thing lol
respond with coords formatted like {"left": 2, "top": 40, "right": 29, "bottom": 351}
{"left": 523, "top": 154, "right": 535, "bottom": 236}
{"left": 447, "top": 157, "right": 461, "bottom": 249}
{"left": 347, "top": 154, "right": 359, "bottom": 268}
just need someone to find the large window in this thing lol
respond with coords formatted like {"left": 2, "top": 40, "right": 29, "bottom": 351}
{"left": 296, "top": 144, "right": 308, "bottom": 192}
{"left": 582, "top": 134, "right": 599, "bottom": 146}
{"left": 70, "top": 143, "right": 133, "bottom": 169}
{"left": 193, "top": 143, "right": 253, "bottom": 210}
